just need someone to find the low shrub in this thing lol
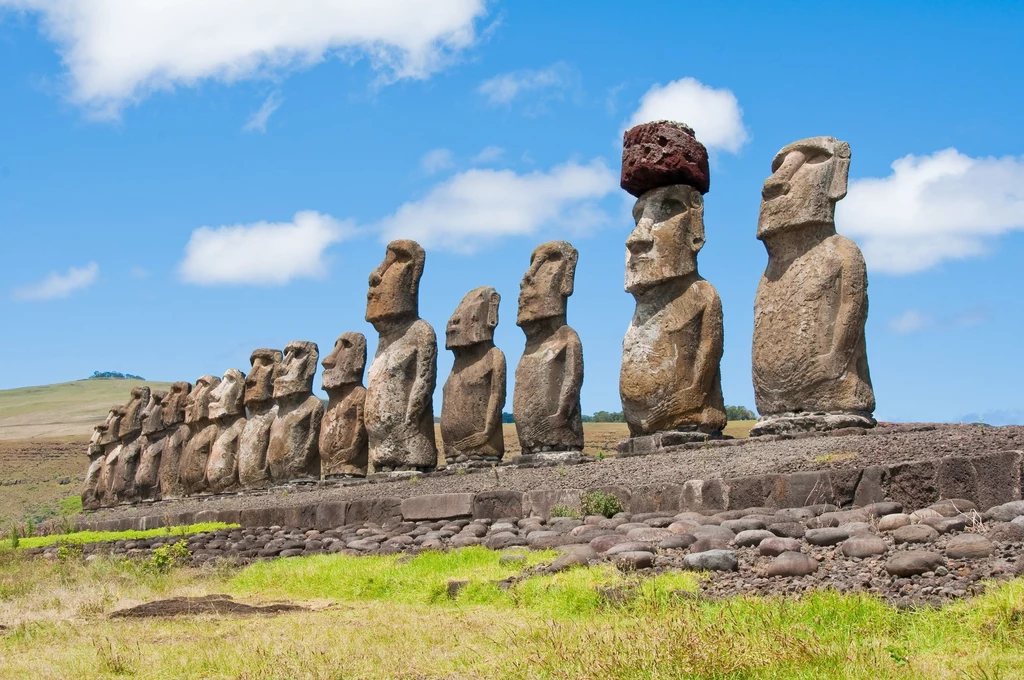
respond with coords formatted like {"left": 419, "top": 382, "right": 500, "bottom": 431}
{"left": 549, "top": 505, "right": 581, "bottom": 520}
{"left": 580, "top": 490, "right": 624, "bottom": 518}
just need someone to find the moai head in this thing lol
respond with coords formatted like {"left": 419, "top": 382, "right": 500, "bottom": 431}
{"left": 210, "top": 369, "right": 246, "bottom": 419}
{"left": 625, "top": 184, "right": 705, "bottom": 295}
{"left": 245, "top": 349, "right": 282, "bottom": 408}
{"left": 757, "top": 136, "right": 850, "bottom": 241}
{"left": 322, "top": 333, "right": 366, "bottom": 391}
{"left": 274, "top": 341, "right": 318, "bottom": 399}
{"left": 517, "top": 241, "right": 577, "bottom": 326}
{"left": 447, "top": 286, "right": 500, "bottom": 349}
{"left": 366, "top": 240, "right": 425, "bottom": 329}
{"left": 98, "top": 408, "right": 123, "bottom": 446}
{"left": 141, "top": 391, "right": 167, "bottom": 436}
{"left": 118, "top": 386, "right": 151, "bottom": 438}
{"left": 88, "top": 424, "right": 106, "bottom": 456}
{"left": 185, "top": 375, "right": 220, "bottom": 425}
{"left": 163, "top": 381, "right": 192, "bottom": 428}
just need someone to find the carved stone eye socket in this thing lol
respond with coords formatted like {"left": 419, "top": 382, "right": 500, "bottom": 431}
{"left": 804, "top": 153, "right": 831, "bottom": 165}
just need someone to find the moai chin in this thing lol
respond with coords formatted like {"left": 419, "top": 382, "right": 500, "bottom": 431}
{"left": 134, "top": 391, "right": 168, "bottom": 501}
{"left": 442, "top": 287, "right": 506, "bottom": 463}
{"left": 364, "top": 240, "right": 439, "bottom": 471}
{"left": 751, "top": 136, "right": 875, "bottom": 436}
{"left": 179, "top": 375, "right": 220, "bottom": 494}
{"left": 618, "top": 121, "right": 726, "bottom": 449}
{"left": 81, "top": 424, "right": 107, "bottom": 510}
{"left": 158, "top": 381, "right": 192, "bottom": 499}
{"left": 238, "top": 349, "right": 282, "bottom": 488}
{"left": 206, "top": 368, "right": 247, "bottom": 492}
{"left": 110, "top": 385, "right": 150, "bottom": 503}
{"left": 98, "top": 407, "right": 123, "bottom": 506}
{"left": 319, "top": 333, "right": 369, "bottom": 478}
{"left": 513, "top": 241, "right": 584, "bottom": 455}
{"left": 267, "top": 341, "right": 324, "bottom": 482}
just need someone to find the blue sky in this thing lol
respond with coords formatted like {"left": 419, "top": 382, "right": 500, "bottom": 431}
{"left": 1, "top": 1, "right": 1022, "bottom": 424}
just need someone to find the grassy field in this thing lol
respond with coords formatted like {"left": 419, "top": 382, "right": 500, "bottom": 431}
{"left": 0, "top": 545, "right": 1021, "bottom": 678}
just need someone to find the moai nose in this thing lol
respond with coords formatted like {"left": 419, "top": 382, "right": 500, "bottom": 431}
{"left": 762, "top": 177, "right": 790, "bottom": 200}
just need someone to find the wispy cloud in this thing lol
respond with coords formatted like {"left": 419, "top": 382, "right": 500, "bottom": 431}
{"left": 888, "top": 309, "right": 931, "bottom": 335}
{"left": 887, "top": 306, "right": 989, "bottom": 334}
{"left": 243, "top": 92, "right": 283, "bottom": 133}
{"left": 12, "top": 262, "right": 98, "bottom": 301}
{"left": 471, "top": 145, "right": 504, "bottom": 164}
{"left": 627, "top": 77, "right": 749, "bottom": 154}
{"left": 420, "top": 148, "right": 455, "bottom": 175}
{"left": 840, "top": 149, "right": 1024, "bottom": 274}
{"left": 478, "top": 62, "right": 576, "bottom": 107}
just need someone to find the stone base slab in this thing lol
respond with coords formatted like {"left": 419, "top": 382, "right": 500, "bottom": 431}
{"left": 505, "top": 450, "right": 587, "bottom": 468}
{"left": 750, "top": 411, "right": 876, "bottom": 437}
{"left": 617, "top": 430, "right": 720, "bottom": 456}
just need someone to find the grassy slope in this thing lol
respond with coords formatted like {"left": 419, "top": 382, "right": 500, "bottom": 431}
{"left": 0, "top": 546, "right": 1021, "bottom": 678}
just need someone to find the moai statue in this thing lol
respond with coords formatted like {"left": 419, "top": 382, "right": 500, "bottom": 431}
{"left": 319, "top": 333, "right": 369, "bottom": 478}
{"left": 179, "top": 375, "right": 220, "bottom": 494}
{"left": 442, "top": 287, "right": 506, "bottom": 463}
{"left": 110, "top": 385, "right": 150, "bottom": 503}
{"left": 513, "top": 241, "right": 584, "bottom": 456}
{"left": 618, "top": 121, "right": 726, "bottom": 452}
{"left": 267, "top": 341, "right": 324, "bottom": 482}
{"left": 206, "top": 368, "right": 247, "bottom": 492}
{"left": 751, "top": 136, "right": 875, "bottom": 435}
{"left": 238, "top": 349, "right": 282, "bottom": 488}
{"left": 364, "top": 240, "right": 439, "bottom": 471}
{"left": 158, "top": 381, "right": 192, "bottom": 499}
{"left": 81, "top": 424, "right": 107, "bottom": 510}
{"left": 134, "top": 391, "right": 168, "bottom": 501}
{"left": 98, "top": 407, "right": 123, "bottom": 507}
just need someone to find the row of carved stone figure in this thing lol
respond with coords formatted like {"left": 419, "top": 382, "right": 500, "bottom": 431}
{"left": 83, "top": 123, "right": 877, "bottom": 507}
{"left": 82, "top": 239, "right": 585, "bottom": 507}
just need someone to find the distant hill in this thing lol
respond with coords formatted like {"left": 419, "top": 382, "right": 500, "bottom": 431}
{"left": 86, "top": 371, "right": 146, "bottom": 380}
{"left": 0, "top": 378, "right": 173, "bottom": 441}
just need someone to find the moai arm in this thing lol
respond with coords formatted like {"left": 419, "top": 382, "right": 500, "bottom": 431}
{"left": 406, "top": 329, "right": 436, "bottom": 425}
{"left": 821, "top": 241, "right": 868, "bottom": 382}
{"left": 454, "top": 353, "right": 506, "bottom": 450}
{"left": 552, "top": 332, "right": 582, "bottom": 425}
{"left": 690, "top": 287, "right": 724, "bottom": 401}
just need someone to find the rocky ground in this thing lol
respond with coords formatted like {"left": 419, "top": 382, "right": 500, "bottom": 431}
{"left": 31, "top": 496, "right": 1024, "bottom": 608}
{"left": 82, "top": 423, "right": 1024, "bottom": 522}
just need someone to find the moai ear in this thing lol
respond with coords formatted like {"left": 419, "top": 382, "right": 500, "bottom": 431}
{"left": 829, "top": 141, "right": 851, "bottom": 202}
{"left": 487, "top": 290, "right": 501, "bottom": 329}
{"left": 560, "top": 246, "right": 578, "bottom": 298}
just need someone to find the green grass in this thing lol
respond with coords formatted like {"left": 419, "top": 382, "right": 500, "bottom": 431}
{"left": 0, "top": 522, "right": 237, "bottom": 551}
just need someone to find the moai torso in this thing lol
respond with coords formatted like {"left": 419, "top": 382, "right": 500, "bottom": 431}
{"left": 267, "top": 341, "right": 323, "bottom": 481}
{"left": 238, "top": 349, "right": 281, "bottom": 488}
{"left": 110, "top": 385, "right": 150, "bottom": 502}
{"left": 135, "top": 391, "right": 167, "bottom": 500}
{"left": 98, "top": 409, "right": 123, "bottom": 506}
{"left": 81, "top": 424, "right": 106, "bottom": 510}
{"left": 364, "top": 240, "right": 438, "bottom": 470}
{"left": 319, "top": 333, "right": 369, "bottom": 477}
{"left": 158, "top": 381, "right": 192, "bottom": 498}
{"left": 180, "top": 376, "right": 220, "bottom": 494}
{"left": 206, "top": 369, "right": 247, "bottom": 493}
{"left": 441, "top": 287, "right": 506, "bottom": 461}
{"left": 513, "top": 242, "right": 584, "bottom": 453}
{"left": 751, "top": 136, "right": 874, "bottom": 418}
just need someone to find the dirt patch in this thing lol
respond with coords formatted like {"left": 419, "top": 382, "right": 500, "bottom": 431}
{"left": 110, "top": 594, "right": 303, "bottom": 618}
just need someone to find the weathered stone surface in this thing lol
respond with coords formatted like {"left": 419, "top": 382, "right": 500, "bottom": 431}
{"left": 590, "top": 534, "right": 631, "bottom": 553}
{"left": 775, "top": 471, "right": 834, "bottom": 508}
{"left": 473, "top": 491, "right": 523, "bottom": 520}
{"left": 984, "top": 500, "right": 1024, "bottom": 523}
{"left": 805, "top": 527, "right": 850, "bottom": 546}
{"left": 157, "top": 382, "right": 191, "bottom": 499}
{"left": 441, "top": 287, "right": 506, "bottom": 462}
{"left": 759, "top": 537, "right": 803, "bottom": 556}
{"left": 319, "top": 333, "right": 368, "bottom": 477}
{"left": 988, "top": 522, "right": 1024, "bottom": 542}
{"left": 365, "top": 240, "right": 439, "bottom": 470}
{"left": 110, "top": 385, "right": 150, "bottom": 502}
{"left": 314, "top": 501, "right": 349, "bottom": 531}
{"left": 733, "top": 529, "right": 774, "bottom": 547}
{"left": 620, "top": 120, "right": 710, "bottom": 197}
{"left": 929, "top": 499, "right": 977, "bottom": 517}
{"left": 626, "top": 527, "right": 673, "bottom": 542}
{"left": 621, "top": 183, "right": 725, "bottom": 438}
{"left": 888, "top": 460, "right": 939, "bottom": 510}
{"left": 206, "top": 369, "right": 247, "bottom": 493}
{"left": 238, "top": 349, "right": 282, "bottom": 489}
{"left": 513, "top": 241, "right": 584, "bottom": 455}
{"left": 346, "top": 497, "right": 402, "bottom": 526}
{"left": 863, "top": 502, "right": 902, "bottom": 517}
{"left": 935, "top": 457, "right": 980, "bottom": 505}
{"left": 683, "top": 549, "right": 738, "bottom": 572}
{"left": 922, "top": 516, "right": 967, "bottom": 534}
{"left": 841, "top": 535, "right": 888, "bottom": 558}
{"left": 681, "top": 478, "right": 728, "bottom": 513}
{"left": 629, "top": 484, "right": 684, "bottom": 514}
{"left": 134, "top": 391, "right": 167, "bottom": 501}
{"left": 886, "top": 550, "right": 945, "bottom": 577}
{"left": 945, "top": 534, "right": 995, "bottom": 560}
{"left": 767, "top": 551, "right": 819, "bottom": 577}
{"left": 81, "top": 424, "right": 107, "bottom": 509}
{"left": 401, "top": 493, "right": 475, "bottom": 521}
{"left": 853, "top": 466, "right": 887, "bottom": 507}
{"left": 725, "top": 475, "right": 780, "bottom": 511}
{"left": 877, "top": 514, "right": 912, "bottom": 532}
{"left": 550, "top": 552, "right": 590, "bottom": 572}
{"left": 659, "top": 535, "right": 697, "bottom": 550}
{"left": 268, "top": 341, "right": 324, "bottom": 482}
{"left": 892, "top": 524, "right": 938, "bottom": 544}
{"left": 751, "top": 136, "right": 874, "bottom": 436}
{"left": 180, "top": 376, "right": 220, "bottom": 495}
{"left": 972, "top": 451, "right": 1023, "bottom": 510}
{"left": 523, "top": 489, "right": 582, "bottom": 520}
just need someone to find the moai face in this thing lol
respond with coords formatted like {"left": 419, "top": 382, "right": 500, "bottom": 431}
{"left": 274, "top": 341, "right": 318, "bottom": 399}
{"left": 625, "top": 184, "right": 705, "bottom": 295}
{"left": 89, "top": 424, "right": 106, "bottom": 456}
{"left": 757, "top": 136, "right": 850, "bottom": 241}
{"left": 118, "top": 386, "right": 150, "bottom": 438}
{"left": 366, "top": 240, "right": 425, "bottom": 327}
{"left": 517, "top": 241, "right": 577, "bottom": 326}
{"left": 185, "top": 376, "right": 219, "bottom": 424}
{"left": 322, "top": 333, "right": 367, "bottom": 391}
{"left": 98, "top": 408, "right": 123, "bottom": 445}
{"left": 245, "top": 349, "right": 282, "bottom": 407}
{"left": 141, "top": 391, "right": 166, "bottom": 436}
{"left": 163, "top": 381, "right": 192, "bottom": 428}
{"left": 447, "top": 287, "right": 500, "bottom": 349}
{"left": 210, "top": 369, "right": 246, "bottom": 418}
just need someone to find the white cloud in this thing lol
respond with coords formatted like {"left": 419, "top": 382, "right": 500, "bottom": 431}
{"left": 888, "top": 310, "right": 930, "bottom": 335}
{"left": 839, "top": 149, "right": 1024, "bottom": 274}
{"left": 1, "top": 0, "right": 487, "bottom": 116}
{"left": 471, "top": 145, "right": 505, "bottom": 164}
{"left": 12, "top": 262, "right": 98, "bottom": 301}
{"left": 628, "top": 77, "right": 749, "bottom": 154}
{"left": 420, "top": 148, "right": 455, "bottom": 175}
{"left": 179, "top": 210, "right": 352, "bottom": 285}
{"left": 374, "top": 160, "right": 617, "bottom": 252}
{"left": 243, "top": 92, "right": 282, "bottom": 133}
{"left": 478, "top": 62, "right": 574, "bottom": 106}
